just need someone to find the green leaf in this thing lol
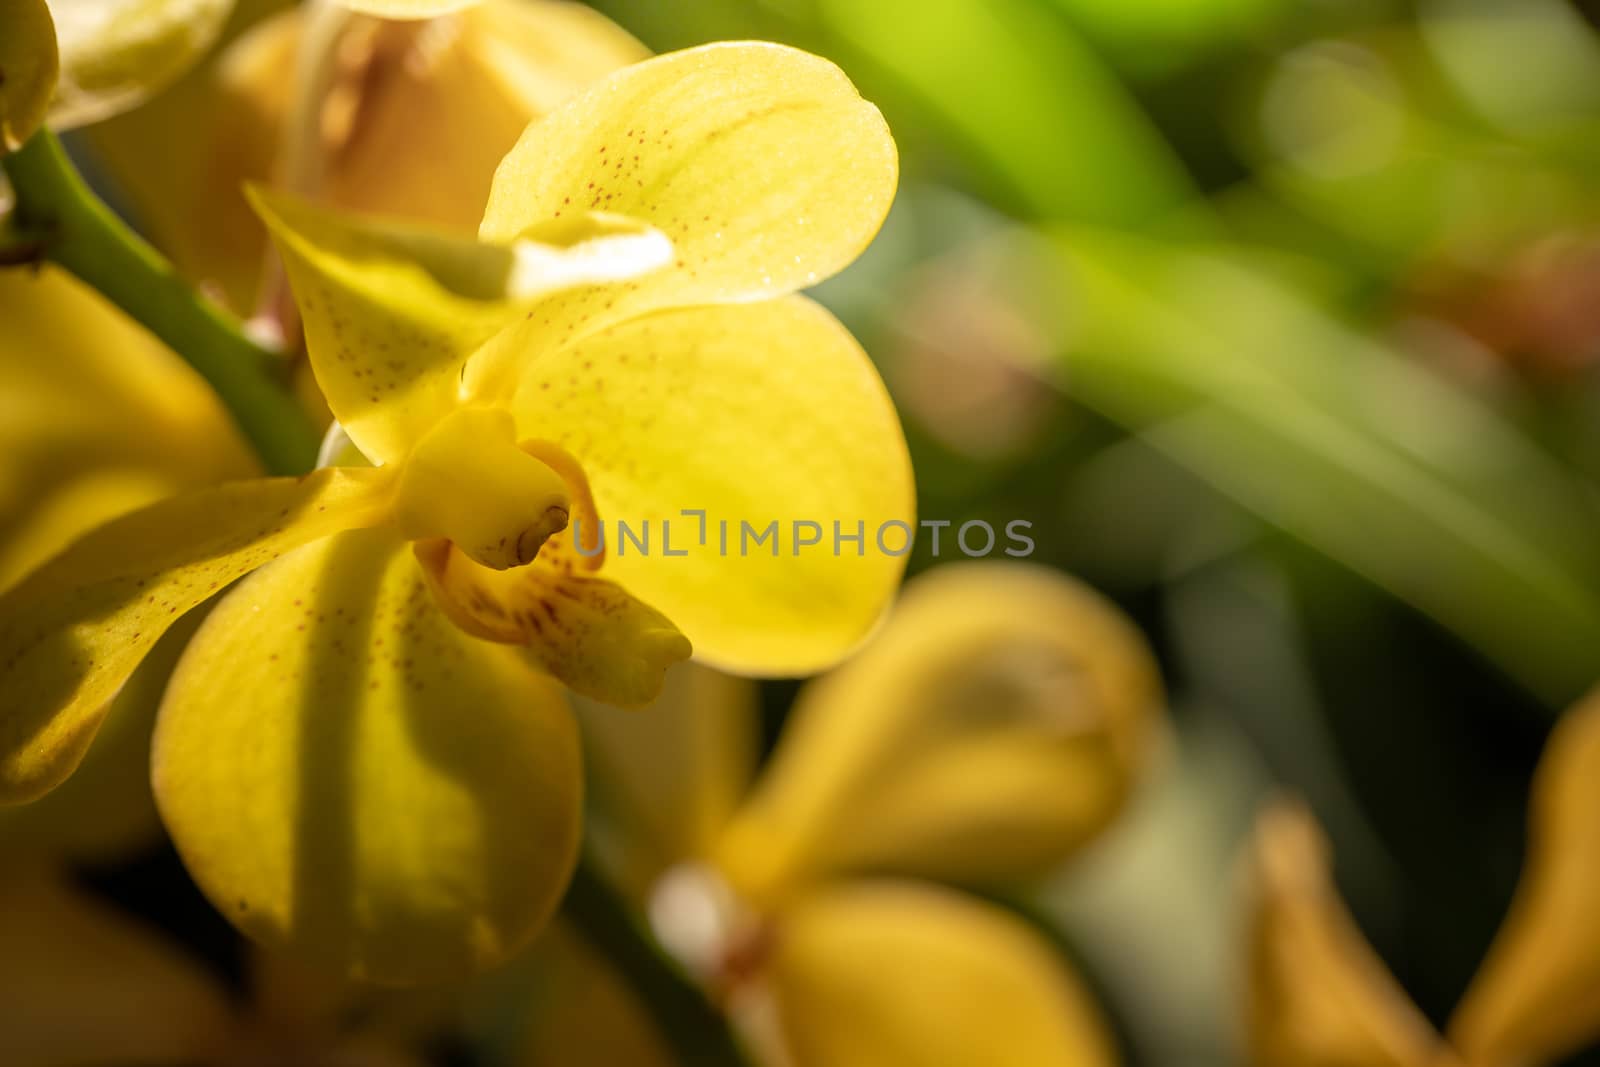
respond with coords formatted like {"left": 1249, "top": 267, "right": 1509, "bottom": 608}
{"left": 1045, "top": 0, "right": 1292, "bottom": 79}
{"left": 1046, "top": 229, "right": 1600, "bottom": 705}
{"left": 1237, "top": 30, "right": 1600, "bottom": 276}
{"left": 811, "top": 0, "right": 1194, "bottom": 226}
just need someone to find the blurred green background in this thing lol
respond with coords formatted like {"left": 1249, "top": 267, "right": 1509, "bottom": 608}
{"left": 568, "top": 1, "right": 1600, "bottom": 1063}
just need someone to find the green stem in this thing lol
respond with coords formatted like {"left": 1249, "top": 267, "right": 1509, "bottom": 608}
{"left": 2, "top": 127, "right": 754, "bottom": 1064}
{"left": 564, "top": 853, "right": 757, "bottom": 1067}
{"left": 1, "top": 130, "right": 319, "bottom": 475}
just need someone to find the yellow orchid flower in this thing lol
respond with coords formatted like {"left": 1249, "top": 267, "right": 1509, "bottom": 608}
{"left": 1245, "top": 686, "right": 1600, "bottom": 1067}
{"left": 88, "top": 0, "right": 649, "bottom": 310}
{"left": 575, "top": 562, "right": 1165, "bottom": 1066}
{"left": 0, "top": 40, "right": 908, "bottom": 984}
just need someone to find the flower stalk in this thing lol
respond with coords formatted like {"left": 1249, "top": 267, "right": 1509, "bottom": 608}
{"left": 566, "top": 853, "right": 758, "bottom": 1067}
{"left": 0, "top": 130, "right": 318, "bottom": 475}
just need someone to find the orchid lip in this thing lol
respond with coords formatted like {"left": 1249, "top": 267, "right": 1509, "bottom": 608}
{"left": 392, "top": 407, "right": 573, "bottom": 571}
{"left": 517, "top": 505, "right": 570, "bottom": 565}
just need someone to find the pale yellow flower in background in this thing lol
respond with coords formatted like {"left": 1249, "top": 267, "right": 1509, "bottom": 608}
{"left": 0, "top": 0, "right": 57, "bottom": 151}
{"left": 333, "top": 0, "right": 476, "bottom": 18}
{"left": 88, "top": 0, "right": 648, "bottom": 310}
{"left": 0, "top": 0, "right": 237, "bottom": 151}
{"left": 1246, "top": 688, "right": 1600, "bottom": 1067}
{"left": 572, "top": 561, "right": 1166, "bottom": 1067}
{"left": 715, "top": 562, "right": 1159, "bottom": 901}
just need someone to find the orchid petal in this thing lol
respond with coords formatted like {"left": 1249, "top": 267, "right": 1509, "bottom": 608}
{"left": 1448, "top": 689, "right": 1600, "bottom": 1067}
{"left": 154, "top": 527, "right": 582, "bottom": 983}
{"left": 0, "top": 468, "right": 393, "bottom": 802}
{"left": 252, "top": 186, "right": 669, "bottom": 462}
{"left": 1244, "top": 800, "right": 1448, "bottom": 1067}
{"left": 716, "top": 563, "right": 1162, "bottom": 899}
{"left": 503, "top": 296, "right": 912, "bottom": 675}
{"left": 771, "top": 881, "right": 1118, "bottom": 1067}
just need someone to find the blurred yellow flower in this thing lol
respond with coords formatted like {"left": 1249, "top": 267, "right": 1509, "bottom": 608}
{"left": 0, "top": 0, "right": 57, "bottom": 152}
{"left": 0, "top": 865, "right": 456, "bottom": 1067}
{"left": 0, "top": 0, "right": 236, "bottom": 152}
{"left": 0, "top": 40, "right": 908, "bottom": 984}
{"left": 89, "top": 0, "right": 649, "bottom": 310}
{"left": 1246, "top": 687, "right": 1600, "bottom": 1067}
{"left": 334, "top": 0, "right": 477, "bottom": 17}
{"left": 0, "top": 867, "right": 237, "bottom": 1067}
{"left": 575, "top": 562, "right": 1165, "bottom": 1067}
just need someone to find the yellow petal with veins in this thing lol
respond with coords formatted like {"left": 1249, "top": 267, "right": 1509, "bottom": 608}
{"left": 250, "top": 185, "right": 670, "bottom": 463}
{"left": 769, "top": 881, "right": 1118, "bottom": 1067}
{"left": 1448, "top": 688, "right": 1600, "bottom": 1067}
{"left": 469, "top": 41, "right": 896, "bottom": 396}
{"left": 1244, "top": 800, "right": 1449, "bottom": 1067}
{"left": 0, "top": 866, "right": 236, "bottom": 1065}
{"left": 715, "top": 563, "right": 1160, "bottom": 901}
{"left": 502, "top": 296, "right": 912, "bottom": 675}
{"left": 479, "top": 40, "right": 894, "bottom": 297}
{"left": 414, "top": 539, "right": 690, "bottom": 709}
{"left": 0, "top": 0, "right": 56, "bottom": 152}
{"left": 0, "top": 467, "right": 394, "bottom": 804}
{"left": 154, "top": 527, "right": 582, "bottom": 984}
